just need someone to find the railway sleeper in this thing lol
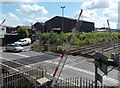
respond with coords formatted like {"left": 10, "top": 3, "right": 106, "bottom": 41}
{"left": 80, "top": 53, "right": 94, "bottom": 58}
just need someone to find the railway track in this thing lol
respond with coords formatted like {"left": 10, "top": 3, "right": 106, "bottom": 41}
{"left": 1, "top": 56, "right": 46, "bottom": 87}
{"left": 1, "top": 53, "right": 58, "bottom": 74}
{"left": 67, "top": 40, "right": 120, "bottom": 58}
{"left": 1, "top": 58, "right": 31, "bottom": 76}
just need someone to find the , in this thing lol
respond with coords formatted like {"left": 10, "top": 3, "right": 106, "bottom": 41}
{"left": 6, "top": 43, "right": 24, "bottom": 52}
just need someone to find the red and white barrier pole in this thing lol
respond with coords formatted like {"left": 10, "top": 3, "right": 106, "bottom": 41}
{"left": 0, "top": 19, "right": 5, "bottom": 26}
{"left": 107, "top": 19, "right": 115, "bottom": 48}
{"left": 51, "top": 9, "right": 83, "bottom": 84}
